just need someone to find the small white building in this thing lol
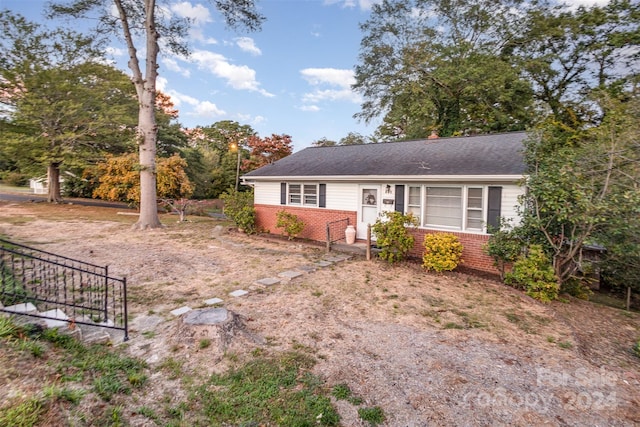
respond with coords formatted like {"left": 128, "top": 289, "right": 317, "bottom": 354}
{"left": 29, "top": 177, "right": 48, "bottom": 194}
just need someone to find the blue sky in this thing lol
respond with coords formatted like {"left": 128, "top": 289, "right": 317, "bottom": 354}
{"left": 2, "top": 0, "right": 608, "bottom": 151}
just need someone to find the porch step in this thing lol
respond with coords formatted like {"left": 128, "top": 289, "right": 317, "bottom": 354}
{"left": 1, "top": 303, "right": 116, "bottom": 344}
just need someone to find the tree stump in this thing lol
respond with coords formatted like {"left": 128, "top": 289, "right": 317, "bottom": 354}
{"left": 172, "top": 307, "right": 247, "bottom": 351}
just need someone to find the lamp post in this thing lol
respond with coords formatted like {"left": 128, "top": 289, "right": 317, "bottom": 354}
{"left": 231, "top": 142, "right": 242, "bottom": 191}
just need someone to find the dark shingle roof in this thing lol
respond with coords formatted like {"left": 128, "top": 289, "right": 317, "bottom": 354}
{"left": 243, "top": 132, "right": 527, "bottom": 179}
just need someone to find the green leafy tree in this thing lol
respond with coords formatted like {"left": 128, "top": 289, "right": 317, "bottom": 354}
{"left": 186, "top": 121, "right": 256, "bottom": 197}
{"left": 155, "top": 91, "right": 189, "bottom": 158}
{"left": 312, "top": 138, "right": 338, "bottom": 147}
{"left": 519, "top": 93, "right": 640, "bottom": 285}
{"left": 339, "top": 132, "right": 368, "bottom": 145}
{"left": 49, "top": 0, "right": 264, "bottom": 229}
{"left": 511, "top": 0, "right": 640, "bottom": 127}
{"left": 0, "top": 11, "right": 136, "bottom": 202}
{"left": 354, "top": 0, "right": 534, "bottom": 139}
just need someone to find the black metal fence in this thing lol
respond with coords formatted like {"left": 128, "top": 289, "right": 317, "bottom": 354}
{"left": 325, "top": 218, "right": 350, "bottom": 251}
{"left": 0, "top": 238, "right": 128, "bottom": 341}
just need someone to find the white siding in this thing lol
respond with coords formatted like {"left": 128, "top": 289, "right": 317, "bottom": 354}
{"left": 325, "top": 183, "right": 358, "bottom": 211}
{"left": 253, "top": 182, "right": 282, "bottom": 205}
{"left": 501, "top": 184, "right": 525, "bottom": 223}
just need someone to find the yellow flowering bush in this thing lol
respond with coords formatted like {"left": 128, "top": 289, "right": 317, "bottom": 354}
{"left": 422, "top": 233, "right": 464, "bottom": 272}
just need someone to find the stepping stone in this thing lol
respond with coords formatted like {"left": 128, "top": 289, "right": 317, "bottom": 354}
{"left": 296, "top": 265, "right": 317, "bottom": 273}
{"left": 4, "top": 302, "right": 37, "bottom": 313}
{"left": 315, "top": 260, "right": 333, "bottom": 268}
{"left": 255, "top": 278, "right": 280, "bottom": 287}
{"left": 40, "top": 308, "right": 69, "bottom": 328}
{"left": 170, "top": 306, "right": 192, "bottom": 316}
{"left": 278, "top": 270, "right": 304, "bottom": 281}
{"left": 324, "top": 255, "right": 351, "bottom": 263}
{"left": 229, "top": 289, "right": 248, "bottom": 297}
{"left": 204, "top": 297, "right": 224, "bottom": 305}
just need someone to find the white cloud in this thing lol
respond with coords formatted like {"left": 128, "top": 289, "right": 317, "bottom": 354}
{"left": 300, "top": 68, "right": 361, "bottom": 108}
{"left": 252, "top": 115, "right": 266, "bottom": 125}
{"left": 300, "top": 68, "right": 355, "bottom": 88}
{"left": 192, "top": 101, "right": 226, "bottom": 117}
{"left": 156, "top": 76, "right": 168, "bottom": 92}
{"left": 323, "top": 0, "right": 380, "bottom": 10}
{"left": 191, "top": 49, "right": 274, "bottom": 96}
{"left": 303, "top": 88, "right": 360, "bottom": 104}
{"left": 235, "top": 37, "right": 262, "bottom": 56}
{"left": 106, "top": 46, "right": 124, "bottom": 57}
{"left": 300, "top": 105, "right": 321, "bottom": 112}
{"left": 171, "top": 2, "right": 212, "bottom": 26}
{"left": 238, "top": 113, "right": 267, "bottom": 126}
{"left": 162, "top": 57, "right": 191, "bottom": 77}
{"left": 165, "top": 89, "right": 200, "bottom": 107}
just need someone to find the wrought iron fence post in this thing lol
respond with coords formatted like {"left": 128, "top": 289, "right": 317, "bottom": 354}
{"left": 122, "top": 277, "right": 129, "bottom": 341}
{"left": 104, "top": 265, "right": 109, "bottom": 323}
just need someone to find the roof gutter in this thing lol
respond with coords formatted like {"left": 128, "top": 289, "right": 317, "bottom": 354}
{"left": 242, "top": 174, "right": 525, "bottom": 183}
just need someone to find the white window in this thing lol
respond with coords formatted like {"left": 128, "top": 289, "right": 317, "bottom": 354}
{"left": 288, "top": 183, "right": 317, "bottom": 206}
{"left": 408, "top": 186, "right": 421, "bottom": 218}
{"left": 288, "top": 184, "right": 301, "bottom": 204}
{"left": 466, "top": 187, "right": 484, "bottom": 230}
{"left": 303, "top": 184, "right": 317, "bottom": 205}
{"left": 425, "top": 187, "right": 462, "bottom": 229}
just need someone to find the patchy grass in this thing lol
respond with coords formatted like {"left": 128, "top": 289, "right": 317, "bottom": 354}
{"left": 0, "top": 318, "right": 148, "bottom": 425}
{"left": 193, "top": 351, "right": 339, "bottom": 426}
{"left": 0, "top": 317, "right": 343, "bottom": 426}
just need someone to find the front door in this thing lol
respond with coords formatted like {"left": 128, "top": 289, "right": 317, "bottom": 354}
{"left": 358, "top": 185, "right": 380, "bottom": 239}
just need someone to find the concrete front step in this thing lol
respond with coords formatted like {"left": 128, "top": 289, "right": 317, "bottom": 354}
{"left": 2, "top": 302, "right": 116, "bottom": 344}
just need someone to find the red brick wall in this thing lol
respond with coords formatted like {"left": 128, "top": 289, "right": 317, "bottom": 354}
{"left": 254, "top": 205, "right": 356, "bottom": 242}
{"left": 254, "top": 205, "right": 498, "bottom": 275}
{"left": 408, "top": 229, "right": 496, "bottom": 274}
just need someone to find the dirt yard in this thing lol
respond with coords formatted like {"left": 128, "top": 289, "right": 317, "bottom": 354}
{"left": 1, "top": 201, "right": 639, "bottom": 426}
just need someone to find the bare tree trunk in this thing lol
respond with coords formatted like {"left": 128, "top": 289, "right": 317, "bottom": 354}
{"left": 129, "top": 0, "right": 162, "bottom": 230}
{"left": 47, "top": 162, "right": 62, "bottom": 203}
{"left": 133, "top": 94, "right": 162, "bottom": 229}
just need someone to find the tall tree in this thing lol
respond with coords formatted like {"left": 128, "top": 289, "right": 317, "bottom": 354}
{"left": 339, "top": 132, "right": 368, "bottom": 145}
{"left": 49, "top": 0, "right": 264, "bottom": 229}
{"left": 311, "top": 137, "right": 337, "bottom": 147}
{"left": 353, "top": 0, "right": 533, "bottom": 139}
{"left": 0, "top": 11, "right": 136, "bottom": 202}
{"left": 245, "top": 134, "right": 293, "bottom": 170}
{"left": 510, "top": 0, "right": 640, "bottom": 127}
{"left": 187, "top": 121, "right": 256, "bottom": 197}
{"left": 519, "top": 92, "right": 640, "bottom": 284}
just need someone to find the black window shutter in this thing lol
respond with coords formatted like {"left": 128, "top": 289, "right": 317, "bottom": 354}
{"left": 394, "top": 185, "right": 405, "bottom": 213}
{"left": 487, "top": 186, "right": 502, "bottom": 232}
{"left": 319, "top": 184, "right": 326, "bottom": 208}
{"left": 280, "top": 183, "right": 286, "bottom": 205}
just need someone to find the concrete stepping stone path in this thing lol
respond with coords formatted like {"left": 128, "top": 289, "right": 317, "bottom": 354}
{"left": 229, "top": 289, "right": 248, "bottom": 297}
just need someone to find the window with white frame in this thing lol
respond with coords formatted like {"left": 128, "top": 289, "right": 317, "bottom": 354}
{"left": 402, "top": 185, "right": 494, "bottom": 232}
{"left": 408, "top": 186, "right": 421, "bottom": 217}
{"left": 425, "top": 187, "right": 463, "bottom": 228}
{"left": 287, "top": 183, "right": 318, "bottom": 206}
{"left": 303, "top": 184, "right": 317, "bottom": 205}
{"left": 288, "top": 184, "right": 301, "bottom": 204}
{"left": 466, "top": 187, "right": 483, "bottom": 230}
